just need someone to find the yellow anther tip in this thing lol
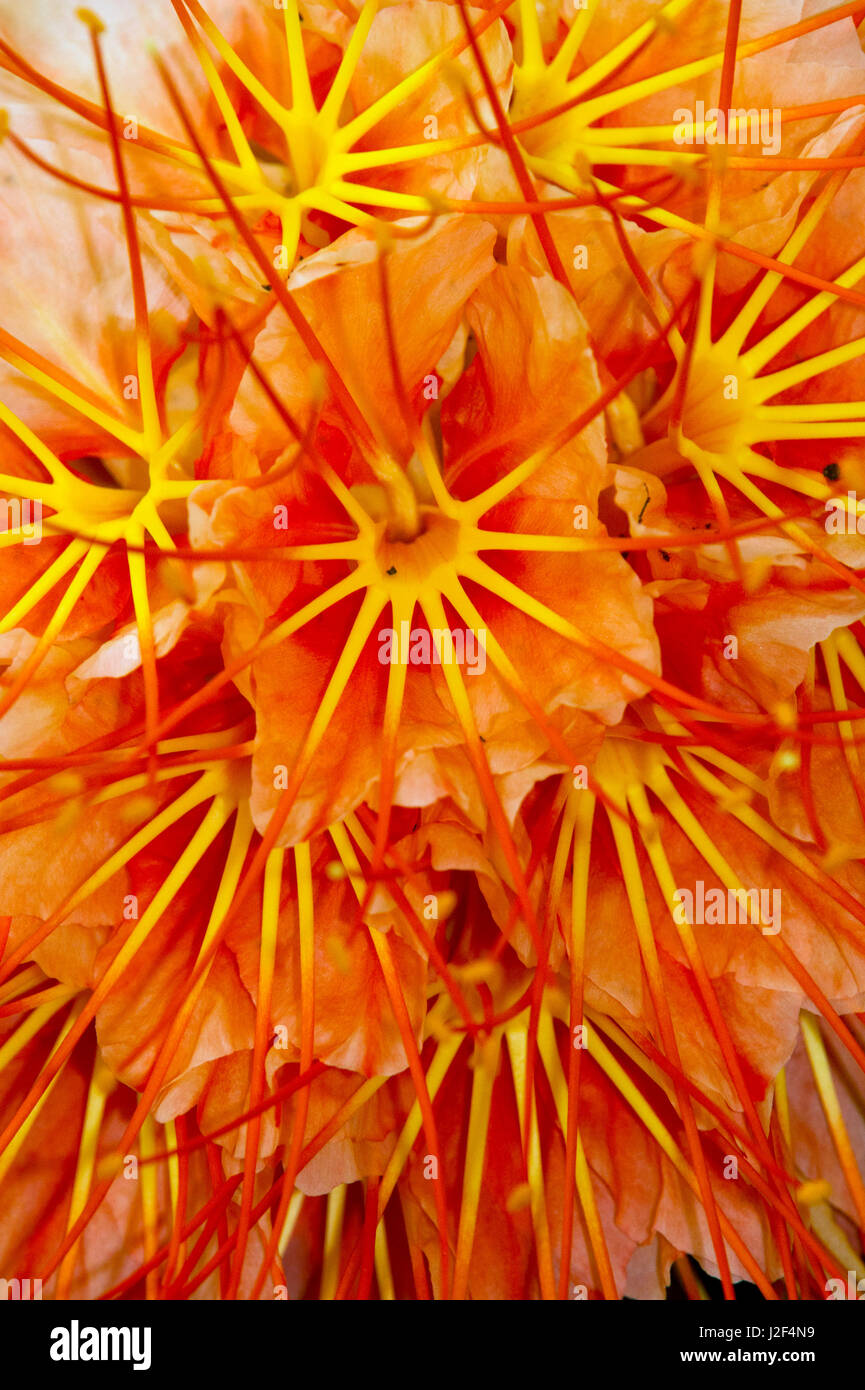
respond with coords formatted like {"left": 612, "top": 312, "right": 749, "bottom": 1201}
{"left": 76, "top": 8, "right": 105, "bottom": 34}
{"left": 505, "top": 1182, "right": 532, "bottom": 1213}
{"left": 456, "top": 959, "right": 502, "bottom": 987}
{"left": 772, "top": 701, "right": 798, "bottom": 732}
{"left": 49, "top": 770, "right": 86, "bottom": 797}
{"left": 119, "top": 793, "right": 159, "bottom": 824}
{"left": 432, "top": 890, "right": 457, "bottom": 922}
{"left": 96, "top": 1153, "right": 125, "bottom": 1181}
{"left": 796, "top": 1179, "right": 832, "bottom": 1206}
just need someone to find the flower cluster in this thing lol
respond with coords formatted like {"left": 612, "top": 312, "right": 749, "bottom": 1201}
{"left": 1, "top": 0, "right": 865, "bottom": 1301}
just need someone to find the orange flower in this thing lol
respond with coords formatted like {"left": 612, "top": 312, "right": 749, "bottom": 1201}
{"left": 2, "top": 0, "right": 865, "bottom": 1307}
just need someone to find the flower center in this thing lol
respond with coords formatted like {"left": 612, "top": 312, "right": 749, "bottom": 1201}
{"left": 374, "top": 509, "right": 462, "bottom": 592}
{"left": 511, "top": 69, "right": 588, "bottom": 172}
{"left": 270, "top": 113, "right": 333, "bottom": 197}
{"left": 677, "top": 347, "right": 756, "bottom": 459}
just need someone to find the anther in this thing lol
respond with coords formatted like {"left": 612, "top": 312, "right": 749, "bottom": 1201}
{"left": 76, "top": 8, "right": 106, "bottom": 33}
